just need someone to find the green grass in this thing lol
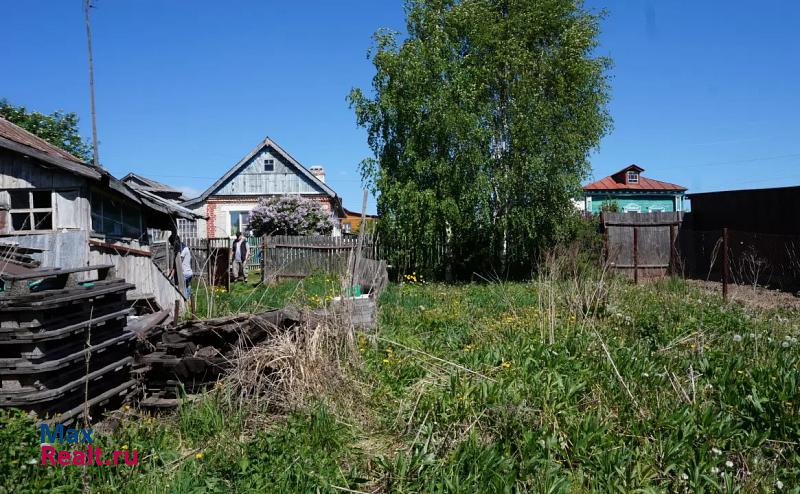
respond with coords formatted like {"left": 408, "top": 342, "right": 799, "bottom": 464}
{"left": 191, "top": 270, "right": 342, "bottom": 318}
{"left": 2, "top": 277, "right": 799, "bottom": 492}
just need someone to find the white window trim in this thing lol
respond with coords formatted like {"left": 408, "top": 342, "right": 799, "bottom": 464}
{"left": 9, "top": 190, "right": 55, "bottom": 232}
{"left": 627, "top": 171, "right": 639, "bottom": 184}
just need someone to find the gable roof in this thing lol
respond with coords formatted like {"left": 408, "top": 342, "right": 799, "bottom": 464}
{"left": 583, "top": 165, "right": 687, "bottom": 192}
{"left": 182, "top": 136, "right": 339, "bottom": 206}
{"left": 0, "top": 117, "right": 101, "bottom": 180}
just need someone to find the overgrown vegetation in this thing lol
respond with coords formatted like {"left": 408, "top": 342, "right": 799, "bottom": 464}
{"left": 3, "top": 266, "right": 798, "bottom": 492}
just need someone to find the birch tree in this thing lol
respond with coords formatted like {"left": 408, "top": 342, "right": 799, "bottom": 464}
{"left": 349, "top": 0, "right": 611, "bottom": 277}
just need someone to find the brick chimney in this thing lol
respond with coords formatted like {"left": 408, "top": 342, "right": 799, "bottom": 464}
{"left": 309, "top": 165, "right": 325, "bottom": 183}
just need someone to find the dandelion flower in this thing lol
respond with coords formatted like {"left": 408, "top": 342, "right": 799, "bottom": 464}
{"left": 776, "top": 480, "right": 784, "bottom": 490}
{"left": 725, "top": 460, "right": 734, "bottom": 468}
{"left": 501, "top": 361, "right": 511, "bottom": 369}
{"left": 710, "top": 467, "right": 719, "bottom": 474}
{"left": 711, "top": 447, "right": 722, "bottom": 456}
{"left": 733, "top": 334, "right": 742, "bottom": 342}
{"left": 782, "top": 341, "right": 790, "bottom": 348}
{"left": 121, "top": 445, "right": 128, "bottom": 451}
{"left": 195, "top": 452, "right": 204, "bottom": 460}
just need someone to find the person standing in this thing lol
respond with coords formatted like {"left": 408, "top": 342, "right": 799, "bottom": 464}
{"left": 231, "top": 231, "right": 249, "bottom": 282}
{"left": 168, "top": 234, "right": 193, "bottom": 298}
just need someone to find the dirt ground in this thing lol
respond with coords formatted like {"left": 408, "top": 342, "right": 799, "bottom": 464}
{"left": 686, "top": 278, "right": 800, "bottom": 311}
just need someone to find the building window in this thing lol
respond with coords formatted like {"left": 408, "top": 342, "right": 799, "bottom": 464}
{"left": 229, "top": 211, "right": 250, "bottom": 236}
{"left": 9, "top": 190, "right": 53, "bottom": 231}
{"left": 627, "top": 171, "right": 639, "bottom": 184}
{"left": 90, "top": 191, "right": 142, "bottom": 238}
{"left": 264, "top": 159, "right": 275, "bottom": 172}
{"left": 177, "top": 219, "right": 197, "bottom": 240}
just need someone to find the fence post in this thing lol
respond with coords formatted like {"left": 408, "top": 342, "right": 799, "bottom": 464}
{"left": 633, "top": 226, "right": 639, "bottom": 285}
{"left": 669, "top": 224, "right": 676, "bottom": 276}
{"left": 260, "top": 235, "right": 267, "bottom": 284}
{"left": 722, "top": 227, "right": 729, "bottom": 302}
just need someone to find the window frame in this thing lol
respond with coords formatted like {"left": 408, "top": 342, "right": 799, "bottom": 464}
{"left": 90, "top": 189, "right": 143, "bottom": 239}
{"left": 264, "top": 159, "right": 275, "bottom": 172}
{"left": 229, "top": 211, "right": 251, "bottom": 237}
{"left": 8, "top": 189, "right": 54, "bottom": 232}
{"left": 627, "top": 171, "right": 639, "bottom": 184}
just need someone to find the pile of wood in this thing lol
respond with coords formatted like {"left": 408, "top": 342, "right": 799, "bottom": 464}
{"left": 0, "top": 242, "right": 41, "bottom": 270}
{"left": 0, "top": 265, "right": 137, "bottom": 423}
{"left": 134, "top": 308, "right": 301, "bottom": 408}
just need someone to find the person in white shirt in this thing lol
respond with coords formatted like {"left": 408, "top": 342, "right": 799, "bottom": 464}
{"left": 169, "top": 235, "right": 193, "bottom": 298}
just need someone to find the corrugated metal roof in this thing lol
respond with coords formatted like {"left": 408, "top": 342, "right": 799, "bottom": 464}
{"left": 583, "top": 165, "right": 686, "bottom": 192}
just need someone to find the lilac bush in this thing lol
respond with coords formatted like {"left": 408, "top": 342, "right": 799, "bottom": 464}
{"left": 248, "top": 195, "right": 336, "bottom": 236}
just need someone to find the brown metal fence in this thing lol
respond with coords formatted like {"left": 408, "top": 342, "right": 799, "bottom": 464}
{"left": 679, "top": 227, "right": 800, "bottom": 292}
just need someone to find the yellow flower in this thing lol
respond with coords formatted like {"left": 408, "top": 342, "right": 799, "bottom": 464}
{"left": 501, "top": 361, "right": 511, "bottom": 369}
{"left": 382, "top": 358, "right": 390, "bottom": 364}
{"left": 195, "top": 452, "right": 204, "bottom": 460}
{"left": 121, "top": 445, "right": 128, "bottom": 451}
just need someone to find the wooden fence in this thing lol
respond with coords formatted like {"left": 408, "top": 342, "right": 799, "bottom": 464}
{"left": 263, "top": 235, "right": 377, "bottom": 281}
{"left": 603, "top": 212, "right": 682, "bottom": 282}
{"left": 156, "top": 235, "right": 378, "bottom": 287}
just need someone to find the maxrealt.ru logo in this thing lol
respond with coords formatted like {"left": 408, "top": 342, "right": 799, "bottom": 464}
{"left": 40, "top": 424, "right": 138, "bottom": 466}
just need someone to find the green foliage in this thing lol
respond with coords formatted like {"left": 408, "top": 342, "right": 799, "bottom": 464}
{"left": 349, "top": 0, "right": 612, "bottom": 277}
{"left": 0, "top": 99, "right": 92, "bottom": 162}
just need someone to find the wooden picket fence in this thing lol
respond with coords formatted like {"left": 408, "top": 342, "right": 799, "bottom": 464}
{"left": 157, "top": 235, "right": 378, "bottom": 286}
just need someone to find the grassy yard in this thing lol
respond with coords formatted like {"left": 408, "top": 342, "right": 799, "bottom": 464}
{"left": 2, "top": 275, "right": 799, "bottom": 493}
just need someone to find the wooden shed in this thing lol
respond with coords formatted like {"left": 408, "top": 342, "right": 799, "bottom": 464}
{"left": 0, "top": 117, "right": 197, "bottom": 311}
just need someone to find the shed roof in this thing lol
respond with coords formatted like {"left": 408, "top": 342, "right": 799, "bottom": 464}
{"left": 583, "top": 165, "right": 687, "bottom": 192}
{"left": 0, "top": 117, "right": 197, "bottom": 221}
{"left": 0, "top": 117, "right": 101, "bottom": 180}
{"left": 122, "top": 172, "right": 183, "bottom": 195}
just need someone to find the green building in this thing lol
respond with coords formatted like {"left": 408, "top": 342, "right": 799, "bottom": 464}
{"left": 583, "top": 165, "right": 686, "bottom": 214}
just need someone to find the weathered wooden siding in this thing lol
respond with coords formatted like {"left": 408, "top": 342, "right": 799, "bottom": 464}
{"left": 0, "top": 148, "right": 85, "bottom": 190}
{"left": 88, "top": 245, "right": 185, "bottom": 311}
{"left": 0, "top": 230, "right": 89, "bottom": 269}
{"left": 603, "top": 212, "right": 682, "bottom": 279}
{"left": 215, "top": 147, "right": 325, "bottom": 196}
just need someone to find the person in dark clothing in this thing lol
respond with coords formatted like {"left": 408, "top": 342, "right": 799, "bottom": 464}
{"left": 231, "top": 231, "right": 249, "bottom": 282}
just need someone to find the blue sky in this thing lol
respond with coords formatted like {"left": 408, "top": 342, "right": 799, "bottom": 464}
{"left": 4, "top": 1, "right": 799, "bottom": 213}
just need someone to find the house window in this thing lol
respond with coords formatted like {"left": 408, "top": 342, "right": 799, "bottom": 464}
{"left": 90, "top": 191, "right": 142, "bottom": 238}
{"left": 9, "top": 190, "right": 53, "bottom": 231}
{"left": 229, "top": 211, "right": 250, "bottom": 236}
{"left": 627, "top": 171, "right": 639, "bottom": 184}
{"left": 264, "top": 159, "right": 275, "bottom": 172}
{"left": 177, "top": 219, "right": 197, "bottom": 240}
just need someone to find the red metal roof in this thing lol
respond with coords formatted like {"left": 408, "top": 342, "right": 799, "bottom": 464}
{"left": 0, "top": 117, "right": 86, "bottom": 165}
{"left": 583, "top": 165, "right": 686, "bottom": 192}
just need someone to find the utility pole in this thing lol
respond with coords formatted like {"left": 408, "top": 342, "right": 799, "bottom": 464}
{"left": 83, "top": 0, "right": 100, "bottom": 167}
